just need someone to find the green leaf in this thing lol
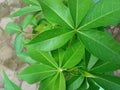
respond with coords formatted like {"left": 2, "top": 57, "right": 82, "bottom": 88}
{"left": 77, "top": 78, "right": 89, "bottom": 90}
{"left": 87, "top": 79, "right": 100, "bottom": 90}
{"left": 87, "top": 54, "right": 98, "bottom": 70}
{"left": 62, "top": 40, "right": 85, "bottom": 68}
{"left": 21, "top": 15, "right": 33, "bottom": 29}
{"left": 91, "top": 61, "right": 120, "bottom": 73}
{"left": 3, "top": 70, "right": 21, "bottom": 90}
{"left": 58, "top": 49, "right": 66, "bottom": 67}
{"left": 93, "top": 74, "right": 120, "bottom": 90}
{"left": 14, "top": 34, "right": 23, "bottom": 54}
{"left": 39, "top": 74, "right": 58, "bottom": 90}
{"left": 10, "top": 6, "right": 41, "bottom": 17}
{"left": 55, "top": 73, "right": 66, "bottom": 90}
{"left": 27, "top": 47, "right": 58, "bottom": 68}
{"left": 79, "top": 0, "right": 120, "bottom": 29}
{"left": 39, "top": 0, "right": 74, "bottom": 29}
{"left": 23, "top": 0, "right": 40, "bottom": 6}
{"left": 67, "top": 76, "right": 84, "bottom": 90}
{"left": 39, "top": 73, "right": 66, "bottom": 90}
{"left": 27, "top": 28, "right": 75, "bottom": 51}
{"left": 17, "top": 64, "right": 57, "bottom": 84}
{"left": 68, "top": 0, "right": 94, "bottom": 27}
{"left": 17, "top": 52, "right": 36, "bottom": 63}
{"left": 78, "top": 30, "right": 120, "bottom": 62}
{"left": 51, "top": 49, "right": 65, "bottom": 67}
{"left": 5, "top": 22, "right": 22, "bottom": 34}
{"left": 84, "top": 49, "right": 91, "bottom": 68}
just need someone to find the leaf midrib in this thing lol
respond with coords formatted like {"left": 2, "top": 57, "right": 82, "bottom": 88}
{"left": 8, "top": 27, "right": 21, "bottom": 32}
{"left": 32, "top": 30, "right": 75, "bottom": 44}
{"left": 78, "top": 8, "right": 120, "bottom": 30}
{"left": 19, "top": 70, "right": 57, "bottom": 76}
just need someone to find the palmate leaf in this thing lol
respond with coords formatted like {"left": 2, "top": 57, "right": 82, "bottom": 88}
{"left": 3, "top": 70, "right": 21, "bottom": 90}
{"left": 38, "top": 0, "right": 74, "bottom": 29}
{"left": 62, "top": 39, "right": 85, "bottom": 68}
{"left": 78, "top": 30, "right": 120, "bottom": 62}
{"left": 93, "top": 74, "right": 120, "bottom": 90}
{"left": 68, "top": 0, "right": 94, "bottom": 27}
{"left": 79, "top": 0, "right": 120, "bottom": 29}
{"left": 17, "top": 64, "right": 57, "bottom": 84}
{"left": 27, "top": 28, "right": 75, "bottom": 51}
{"left": 39, "top": 73, "right": 66, "bottom": 90}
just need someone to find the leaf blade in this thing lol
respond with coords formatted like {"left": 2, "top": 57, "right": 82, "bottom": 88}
{"left": 10, "top": 6, "right": 41, "bottom": 17}
{"left": 93, "top": 74, "right": 120, "bottom": 90}
{"left": 67, "top": 75, "right": 84, "bottom": 90}
{"left": 3, "top": 70, "right": 21, "bottom": 90}
{"left": 68, "top": 0, "right": 94, "bottom": 27}
{"left": 17, "top": 64, "right": 57, "bottom": 84}
{"left": 5, "top": 22, "right": 22, "bottom": 34}
{"left": 23, "top": 0, "right": 40, "bottom": 6}
{"left": 17, "top": 52, "right": 36, "bottom": 63}
{"left": 62, "top": 39, "right": 85, "bottom": 68}
{"left": 39, "top": 73, "right": 66, "bottom": 90}
{"left": 39, "top": 0, "right": 74, "bottom": 29}
{"left": 91, "top": 61, "right": 120, "bottom": 73}
{"left": 87, "top": 54, "right": 98, "bottom": 70}
{"left": 14, "top": 33, "right": 23, "bottom": 54}
{"left": 21, "top": 15, "right": 34, "bottom": 29}
{"left": 79, "top": 0, "right": 120, "bottom": 29}
{"left": 27, "top": 47, "right": 58, "bottom": 68}
{"left": 27, "top": 28, "right": 75, "bottom": 51}
{"left": 78, "top": 30, "right": 120, "bottom": 62}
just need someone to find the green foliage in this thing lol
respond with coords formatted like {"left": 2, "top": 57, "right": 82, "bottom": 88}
{"left": 10, "top": 6, "right": 41, "bottom": 17}
{"left": 4, "top": 0, "right": 120, "bottom": 90}
{"left": 5, "top": 22, "right": 22, "bottom": 34}
{"left": 2, "top": 69, "right": 21, "bottom": 90}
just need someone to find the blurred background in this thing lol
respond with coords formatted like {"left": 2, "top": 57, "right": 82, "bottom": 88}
{"left": 0, "top": 0, "right": 38, "bottom": 90}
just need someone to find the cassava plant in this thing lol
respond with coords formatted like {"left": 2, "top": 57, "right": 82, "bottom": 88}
{"left": 3, "top": 0, "right": 120, "bottom": 90}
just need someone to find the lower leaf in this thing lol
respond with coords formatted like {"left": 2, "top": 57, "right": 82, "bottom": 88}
{"left": 17, "top": 64, "right": 57, "bottom": 84}
{"left": 67, "top": 75, "right": 84, "bottom": 90}
{"left": 92, "top": 74, "right": 120, "bottom": 90}
{"left": 3, "top": 70, "right": 21, "bottom": 90}
{"left": 39, "top": 73, "right": 66, "bottom": 90}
